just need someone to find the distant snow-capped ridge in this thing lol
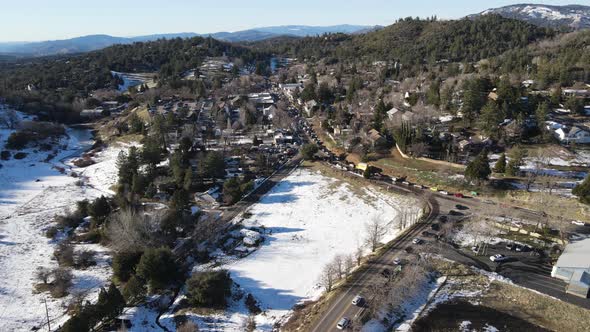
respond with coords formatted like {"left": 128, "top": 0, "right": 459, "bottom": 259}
{"left": 475, "top": 4, "right": 590, "bottom": 30}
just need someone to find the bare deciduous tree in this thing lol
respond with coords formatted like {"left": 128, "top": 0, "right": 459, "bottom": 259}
{"left": 35, "top": 266, "right": 52, "bottom": 284}
{"left": 106, "top": 209, "right": 162, "bottom": 252}
{"left": 343, "top": 254, "right": 355, "bottom": 276}
{"left": 319, "top": 262, "right": 338, "bottom": 292}
{"left": 333, "top": 254, "right": 344, "bottom": 279}
{"left": 355, "top": 245, "right": 364, "bottom": 266}
{"left": 365, "top": 217, "right": 387, "bottom": 252}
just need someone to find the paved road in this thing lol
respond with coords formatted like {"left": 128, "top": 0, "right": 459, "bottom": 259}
{"left": 307, "top": 170, "right": 547, "bottom": 331}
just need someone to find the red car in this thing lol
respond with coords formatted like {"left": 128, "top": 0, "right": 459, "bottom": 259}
{"left": 454, "top": 193, "right": 464, "bottom": 198}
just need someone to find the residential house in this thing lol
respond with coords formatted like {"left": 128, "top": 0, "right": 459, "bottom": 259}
{"left": 367, "top": 128, "right": 387, "bottom": 147}
{"left": 304, "top": 100, "right": 319, "bottom": 117}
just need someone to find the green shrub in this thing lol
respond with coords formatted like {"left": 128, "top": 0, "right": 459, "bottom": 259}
{"left": 186, "top": 270, "right": 232, "bottom": 309}
{"left": 136, "top": 247, "right": 179, "bottom": 292}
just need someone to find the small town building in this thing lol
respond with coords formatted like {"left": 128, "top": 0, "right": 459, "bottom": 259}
{"left": 551, "top": 238, "right": 590, "bottom": 298}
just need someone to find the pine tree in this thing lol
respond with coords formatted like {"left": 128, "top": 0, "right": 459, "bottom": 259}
{"left": 465, "top": 152, "right": 491, "bottom": 183}
{"left": 573, "top": 175, "right": 590, "bottom": 204}
{"left": 494, "top": 153, "right": 506, "bottom": 174}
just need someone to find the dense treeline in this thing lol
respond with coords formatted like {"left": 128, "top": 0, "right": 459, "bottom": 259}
{"left": 492, "top": 29, "right": 590, "bottom": 87}
{"left": 0, "top": 37, "right": 266, "bottom": 122}
{"left": 252, "top": 15, "right": 553, "bottom": 74}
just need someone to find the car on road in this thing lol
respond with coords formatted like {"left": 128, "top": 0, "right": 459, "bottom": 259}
{"left": 337, "top": 317, "right": 351, "bottom": 330}
{"left": 489, "top": 254, "right": 509, "bottom": 262}
{"left": 393, "top": 258, "right": 402, "bottom": 265}
{"left": 412, "top": 238, "right": 423, "bottom": 245}
{"left": 352, "top": 295, "right": 365, "bottom": 306}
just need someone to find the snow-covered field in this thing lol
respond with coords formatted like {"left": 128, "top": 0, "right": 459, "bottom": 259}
{"left": 162, "top": 168, "right": 419, "bottom": 331}
{"left": 0, "top": 111, "right": 130, "bottom": 330}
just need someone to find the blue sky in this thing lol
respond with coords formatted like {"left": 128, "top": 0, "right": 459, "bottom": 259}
{"left": 0, "top": 0, "right": 584, "bottom": 42}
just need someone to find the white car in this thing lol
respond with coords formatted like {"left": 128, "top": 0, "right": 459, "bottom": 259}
{"left": 412, "top": 238, "right": 423, "bottom": 245}
{"left": 337, "top": 317, "right": 351, "bottom": 330}
{"left": 351, "top": 295, "right": 364, "bottom": 306}
{"left": 393, "top": 258, "right": 402, "bottom": 265}
{"left": 489, "top": 254, "right": 508, "bottom": 262}
{"left": 572, "top": 220, "right": 586, "bottom": 226}
{"left": 440, "top": 191, "right": 449, "bottom": 195}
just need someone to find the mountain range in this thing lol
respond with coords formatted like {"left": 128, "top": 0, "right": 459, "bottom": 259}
{"left": 0, "top": 25, "right": 376, "bottom": 57}
{"left": 473, "top": 4, "right": 590, "bottom": 30}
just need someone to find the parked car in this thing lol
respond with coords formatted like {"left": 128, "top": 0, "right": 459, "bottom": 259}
{"left": 337, "top": 317, "right": 351, "bottom": 330}
{"left": 412, "top": 238, "right": 423, "bottom": 245}
{"left": 490, "top": 254, "right": 508, "bottom": 262}
{"left": 393, "top": 258, "right": 402, "bottom": 265}
{"left": 449, "top": 210, "right": 463, "bottom": 216}
{"left": 431, "top": 223, "right": 441, "bottom": 231}
{"left": 440, "top": 190, "right": 449, "bottom": 195}
{"left": 402, "top": 181, "right": 410, "bottom": 185}
{"left": 454, "top": 193, "right": 464, "bottom": 198}
{"left": 422, "top": 231, "right": 436, "bottom": 237}
{"left": 381, "top": 268, "right": 392, "bottom": 278}
{"left": 438, "top": 216, "right": 448, "bottom": 223}
{"left": 352, "top": 295, "right": 365, "bottom": 306}
{"left": 430, "top": 187, "right": 438, "bottom": 192}
{"left": 414, "top": 184, "right": 424, "bottom": 189}
{"left": 471, "top": 246, "right": 479, "bottom": 253}
{"left": 506, "top": 243, "right": 515, "bottom": 251}
{"left": 455, "top": 204, "right": 469, "bottom": 210}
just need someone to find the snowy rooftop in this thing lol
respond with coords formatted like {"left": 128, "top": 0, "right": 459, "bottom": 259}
{"left": 555, "top": 238, "right": 590, "bottom": 270}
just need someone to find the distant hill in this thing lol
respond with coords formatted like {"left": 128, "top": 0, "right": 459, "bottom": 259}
{"left": 0, "top": 25, "right": 375, "bottom": 57}
{"left": 471, "top": 4, "right": 590, "bottom": 30}
{"left": 252, "top": 15, "right": 553, "bottom": 70}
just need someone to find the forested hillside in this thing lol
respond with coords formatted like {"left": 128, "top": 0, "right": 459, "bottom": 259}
{"left": 0, "top": 37, "right": 264, "bottom": 122}
{"left": 253, "top": 15, "right": 553, "bottom": 73}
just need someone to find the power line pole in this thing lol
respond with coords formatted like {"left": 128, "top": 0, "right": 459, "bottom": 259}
{"left": 43, "top": 297, "right": 51, "bottom": 331}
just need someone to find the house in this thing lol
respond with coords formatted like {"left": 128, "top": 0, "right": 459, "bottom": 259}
{"left": 367, "top": 128, "right": 387, "bottom": 147}
{"left": 563, "top": 89, "right": 590, "bottom": 98}
{"left": 80, "top": 108, "right": 108, "bottom": 119}
{"left": 549, "top": 123, "right": 590, "bottom": 144}
{"left": 304, "top": 100, "right": 319, "bottom": 117}
{"left": 387, "top": 108, "right": 402, "bottom": 121}
{"left": 551, "top": 238, "right": 590, "bottom": 298}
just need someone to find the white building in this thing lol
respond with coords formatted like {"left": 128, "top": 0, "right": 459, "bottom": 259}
{"left": 552, "top": 238, "right": 590, "bottom": 298}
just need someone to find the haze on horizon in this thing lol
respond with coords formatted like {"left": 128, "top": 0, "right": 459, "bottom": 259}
{"left": 0, "top": 0, "right": 582, "bottom": 42}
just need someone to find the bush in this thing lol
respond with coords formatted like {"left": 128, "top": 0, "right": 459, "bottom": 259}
{"left": 13, "top": 152, "right": 27, "bottom": 159}
{"left": 122, "top": 275, "right": 145, "bottom": 304}
{"left": 6, "top": 131, "right": 30, "bottom": 150}
{"left": 301, "top": 144, "right": 319, "bottom": 160}
{"left": 1, "top": 150, "right": 10, "bottom": 160}
{"left": 186, "top": 270, "right": 232, "bottom": 309}
{"left": 136, "top": 247, "right": 180, "bottom": 292}
{"left": 45, "top": 226, "right": 59, "bottom": 239}
{"left": 245, "top": 293, "right": 262, "bottom": 314}
{"left": 113, "top": 251, "right": 143, "bottom": 282}
{"left": 51, "top": 268, "right": 73, "bottom": 298}
{"left": 54, "top": 242, "right": 75, "bottom": 267}
{"left": 75, "top": 250, "right": 96, "bottom": 269}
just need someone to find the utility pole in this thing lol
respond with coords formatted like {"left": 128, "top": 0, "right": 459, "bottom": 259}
{"left": 43, "top": 297, "right": 51, "bottom": 331}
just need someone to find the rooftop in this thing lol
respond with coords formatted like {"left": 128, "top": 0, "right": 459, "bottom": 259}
{"left": 555, "top": 237, "right": 590, "bottom": 270}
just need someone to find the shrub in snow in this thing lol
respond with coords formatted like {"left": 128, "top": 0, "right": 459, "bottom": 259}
{"left": 75, "top": 250, "right": 96, "bottom": 269}
{"left": 122, "top": 275, "right": 145, "bottom": 304}
{"left": 113, "top": 250, "right": 143, "bottom": 282}
{"left": 136, "top": 247, "right": 180, "bottom": 292}
{"left": 186, "top": 270, "right": 232, "bottom": 309}
{"left": 0, "top": 150, "right": 10, "bottom": 160}
{"left": 54, "top": 242, "right": 75, "bottom": 267}
{"left": 13, "top": 152, "right": 27, "bottom": 159}
{"left": 51, "top": 267, "right": 73, "bottom": 298}
{"left": 245, "top": 293, "right": 262, "bottom": 314}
